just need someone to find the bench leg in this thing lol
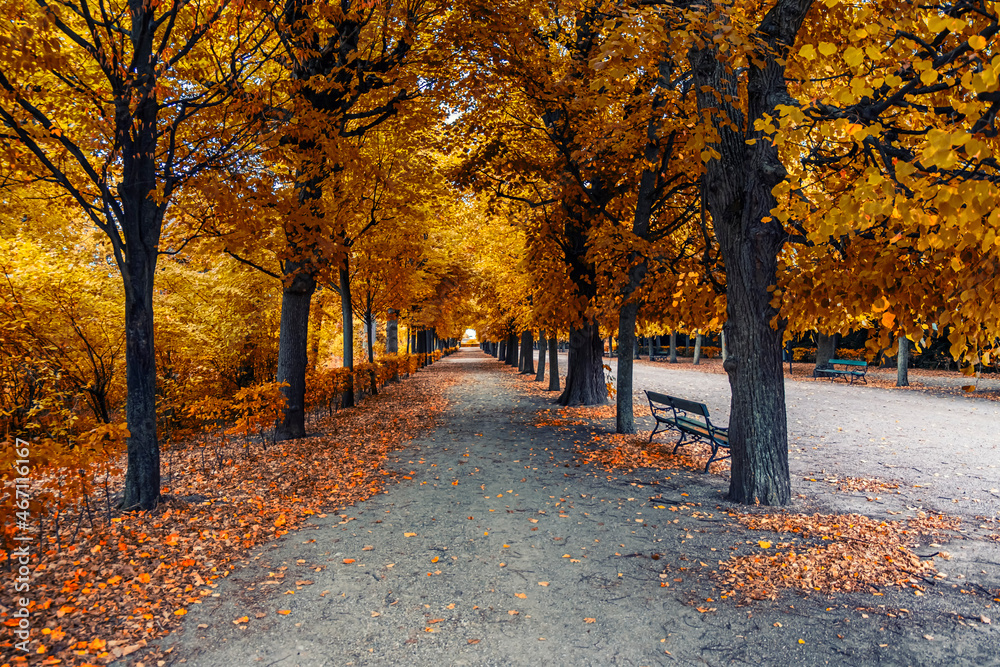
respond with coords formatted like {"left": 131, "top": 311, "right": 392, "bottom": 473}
{"left": 672, "top": 431, "right": 685, "bottom": 454}
{"left": 649, "top": 421, "right": 665, "bottom": 443}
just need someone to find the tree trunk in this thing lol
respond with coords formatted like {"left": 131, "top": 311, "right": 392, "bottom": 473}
{"left": 815, "top": 333, "right": 837, "bottom": 373}
{"left": 417, "top": 330, "right": 427, "bottom": 367}
{"left": 498, "top": 339, "right": 505, "bottom": 361}
{"left": 689, "top": 1, "right": 811, "bottom": 505}
{"left": 518, "top": 331, "right": 526, "bottom": 371}
{"left": 684, "top": 333, "right": 690, "bottom": 356}
{"left": 647, "top": 336, "right": 653, "bottom": 359}
{"left": 521, "top": 330, "right": 535, "bottom": 374}
{"left": 308, "top": 295, "right": 324, "bottom": 372}
{"left": 616, "top": 301, "right": 639, "bottom": 434}
{"left": 557, "top": 322, "right": 607, "bottom": 406}
{"left": 693, "top": 332, "right": 703, "bottom": 365}
{"left": 339, "top": 267, "right": 355, "bottom": 408}
{"left": 120, "top": 243, "right": 161, "bottom": 510}
{"left": 896, "top": 335, "right": 909, "bottom": 387}
{"left": 535, "top": 330, "right": 546, "bottom": 381}
{"left": 721, "top": 329, "right": 728, "bottom": 362}
{"left": 547, "top": 335, "right": 560, "bottom": 391}
{"left": 387, "top": 308, "right": 399, "bottom": 381}
{"left": 506, "top": 332, "right": 518, "bottom": 366}
{"left": 274, "top": 262, "right": 315, "bottom": 441}
{"left": 669, "top": 331, "right": 677, "bottom": 363}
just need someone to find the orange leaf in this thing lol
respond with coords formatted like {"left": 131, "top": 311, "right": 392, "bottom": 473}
{"left": 584, "top": 618, "right": 596, "bottom": 624}
{"left": 515, "top": 593, "right": 526, "bottom": 599}
{"left": 343, "top": 559, "right": 355, "bottom": 564}
{"left": 233, "top": 616, "right": 249, "bottom": 624}
{"left": 174, "top": 609, "right": 187, "bottom": 616}
{"left": 277, "top": 610, "right": 291, "bottom": 615}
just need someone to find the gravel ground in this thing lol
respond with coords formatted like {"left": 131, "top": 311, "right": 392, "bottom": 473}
{"left": 154, "top": 349, "right": 1000, "bottom": 667}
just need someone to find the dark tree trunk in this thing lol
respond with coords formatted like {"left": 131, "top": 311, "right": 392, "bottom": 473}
{"left": 506, "top": 333, "right": 518, "bottom": 366}
{"left": 274, "top": 262, "right": 316, "bottom": 441}
{"left": 339, "top": 267, "right": 355, "bottom": 408}
{"left": 387, "top": 308, "right": 399, "bottom": 381}
{"left": 535, "top": 330, "right": 546, "bottom": 381}
{"left": 498, "top": 340, "right": 505, "bottom": 361}
{"left": 557, "top": 322, "right": 607, "bottom": 406}
{"left": 120, "top": 241, "right": 161, "bottom": 510}
{"left": 684, "top": 333, "right": 690, "bottom": 356}
{"left": 518, "top": 332, "right": 526, "bottom": 371}
{"left": 689, "top": 0, "right": 812, "bottom": 505}
{"left": 308, "top": 296, "right": 324, "bottom": 371}
{"left": 547, "top": 336, "right": 560, "bottom": 391}
{"left": 693, "top": 332, "right": 703, "bottom": 365}
{"left": 520, "top": 330, "right": 535, "bottom": 374}
{"left": 616, "top": 301, "right": 639, "bottom": 434}
{"left": 896, "top": 335, "right": 909, "bottom": 386}
{"left": 647, "top": 336, "right": 653, "bottom": 359}
{"left": 417, "top": 330, "right": 427, "bottom": 367}
{"left": 815, "top": 333, "right": 837, "bottom": 372}
{"left": 669, "top": 331, "right": 677, "bottom": 363}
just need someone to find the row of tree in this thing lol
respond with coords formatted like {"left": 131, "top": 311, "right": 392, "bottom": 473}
{"left": 4, "top": 0, "right": 1000, "bottom": 508}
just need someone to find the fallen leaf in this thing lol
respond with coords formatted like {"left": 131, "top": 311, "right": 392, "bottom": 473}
{"left": 404, "top": 532, "right": 417, "bottom": 537}
{"left": 343, "top": 559, "right": 355, "bottom": 564}
{"left": 508, "top": 610, "right": 519, "bottom": 615}
{"left": 758, "top": 541, "right": 772, "bottom": 549}
{"left": 515, "top": 593, "right": 526, "bottom": 599}
{"left": 584, "top": 618, "right": 596, "bottom": 623}
{"left": 468, "top": 639, "right": 480, "bottom": 645}
{"left": 277, "top": 610, "right": 291, "bottom": 615}
{"left": 233, "top": 616, "right": 249, "bottom": 624}
{"left": 538, "top": 582, "right": 549, "bottom": 587}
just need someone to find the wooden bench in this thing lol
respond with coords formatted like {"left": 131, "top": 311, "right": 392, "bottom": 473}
{"left": 813, "top": 359, "right": 868, "bottom": 384}
{"left": 644, "top": 391, "right": 730, "bottom": 473}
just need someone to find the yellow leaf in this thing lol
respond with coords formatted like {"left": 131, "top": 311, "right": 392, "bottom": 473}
{"left": 758, "top": 541, "right": 772, "bottom": 549}
{"left": 404, "top": 532, "right": 417, "bottom": 537}
{"left": 174, "top": 609, "right": 187, "bottom": 616}
{"left": 431, "top": 556, "right": 439, "bottom": 563}
{"left": 969, "top": 35, "right": 987, "bottom": 50}
{"left": 818, "top": 42, "right": 837, "bottom": 56}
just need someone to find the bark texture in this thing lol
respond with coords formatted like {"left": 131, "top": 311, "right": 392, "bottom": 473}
{"left": 815, "top": 333, "right": 837, "bottom": 372}
{"left": 897, "top": 336, "right": 910, "bottom": 387}
{"left": 689, "top": 0, "right": 813, "bottom": 505}
{"left": 547, "top": 336, "right": 560, "bottom": 391}
{"left": 274, "top": 263, "right": 315, "bottom": 441}
{"left": 669, "top": 331, "right": 677, "bottom": 363}
{"left": 535, "top": 331, "right": 546, "bottom": 381}
{"left": 616, "top": 301, "right": 639, "bottom": 434}
{"left": 520, "top": 330, "right": 535, "bottom": 374}
{"left": 557, "top": 322, "right": 607, "bottom": 406}
{"left": 693, "top": 332, "right": 703, "bottom": 365}
{"left": 120, "top": 241, "right": 161, "bottom": 510}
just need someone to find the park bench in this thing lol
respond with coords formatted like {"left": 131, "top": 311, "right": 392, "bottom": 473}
{"left": 813, "top": 359, "right": 868, "bottom": 384}
{"left": 644, "top": 390, "right": 730, "bottom": 473}
{"left": 650, "top": 348, "right": 671, "bottom": 362}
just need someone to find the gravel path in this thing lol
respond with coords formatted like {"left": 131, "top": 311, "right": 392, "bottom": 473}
{"left": 157, "top": 350, "right": 1000, "bottom": 667}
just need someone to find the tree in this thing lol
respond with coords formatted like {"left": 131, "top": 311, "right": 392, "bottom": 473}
{"left": 0, "top": 0, "right": 272, "bottom": 508}
{"left": 267, "top": 0, "right": 439, "bottom": 435}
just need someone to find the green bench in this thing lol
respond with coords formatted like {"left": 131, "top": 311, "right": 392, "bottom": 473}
{"left": 645, "top": 390, "right": 730, "bottom": 473}
{"left": 813, "top": 359, "right": 868, "bottom": 384}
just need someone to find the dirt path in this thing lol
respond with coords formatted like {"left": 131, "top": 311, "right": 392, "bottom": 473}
{"left": 157, "top": 350, "right": 999, "bottom": 667}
